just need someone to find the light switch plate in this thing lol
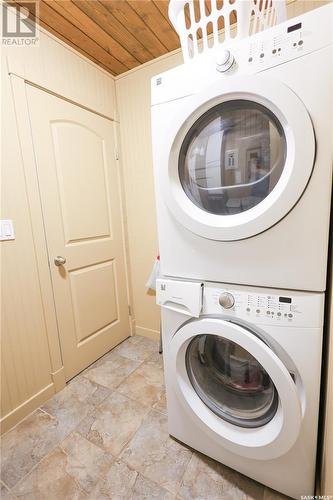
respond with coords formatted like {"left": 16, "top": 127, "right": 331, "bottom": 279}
{"left": 0, "top": 219, "right": 15, "bottom": 241}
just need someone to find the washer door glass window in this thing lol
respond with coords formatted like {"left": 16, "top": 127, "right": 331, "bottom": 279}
{"left": 186, "top": 334, "right": 279, "bottom": 428}
{"left": 179, "top": 100, "right": 286, "bottom": 215}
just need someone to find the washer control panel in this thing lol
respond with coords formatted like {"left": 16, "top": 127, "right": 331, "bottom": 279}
{"left": 203, "top": 283, "right": 324, "bottom": 328}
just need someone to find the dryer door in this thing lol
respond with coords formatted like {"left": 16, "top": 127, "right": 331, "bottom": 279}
{"left": 170, "top": 317, "right": 302, "bottom": 460}
{"left": 165, "top": 76, "right": 315, "bottom": 240}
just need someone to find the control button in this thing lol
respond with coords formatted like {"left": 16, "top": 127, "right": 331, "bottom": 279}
{"left": 266, "top": 311, "right": 270, "bottom": 315}
{"left": 260, "top": 53, "right": 264, "bottom": 58}
{"left": 298, "top": 40, "right": 303, "bottom": 46}
{"left": 256, "top": 309, "right": 260, "bottom": 314}
{"left": 284, "top": 313, "right": 288, "bottom": 317}
{"left": 277, "top": 312, "right": 282, "bottom": 317}
{"left": 293, "top": 42, "right": 297, "bottom": 47}
{"left": 246, "top": 307, "right": 251, "bottom": 312}
{"left": 272, "top": 49, "right": 277, "bottom": 54}
{"left": 219, "top": 292, "right": 235, "bottom": 309}
{"left": 216, "top": 49, "right": 234, "bottom": 72}
{"left": 288, "top": 313, "right": 293, "bottom": 318}
{"left": 278, "top": 48, "right": 281, "bottom": 52}
{"left": 248, "top": 56, "right": 253, "bottom": 62}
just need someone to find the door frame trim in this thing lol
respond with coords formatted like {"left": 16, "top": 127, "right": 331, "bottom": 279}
{"left": 10, "top": 74, "right": 64, "bottom": 378}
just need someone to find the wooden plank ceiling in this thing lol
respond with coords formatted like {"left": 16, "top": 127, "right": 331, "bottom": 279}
{"left": 9, "top": 0, "right": 183, "bottom": 75}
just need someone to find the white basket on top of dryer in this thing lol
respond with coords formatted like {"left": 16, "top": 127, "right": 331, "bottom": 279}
{"left": 168, "top": 0, "right": 287, "bottom": 63}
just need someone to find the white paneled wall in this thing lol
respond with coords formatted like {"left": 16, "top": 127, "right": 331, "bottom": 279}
{"left": 116, "top": 51, "right": 183, "bottom": 338}
{"left": 5, "top": 7, "right": 116, "bottom": 119}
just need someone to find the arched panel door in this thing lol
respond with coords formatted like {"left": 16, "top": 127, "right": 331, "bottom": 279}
{"left": 164, "top": 77, "right": 315, "bottom": 240}
{"left": 27, "top": 85, "right": 130, "bottom": 380}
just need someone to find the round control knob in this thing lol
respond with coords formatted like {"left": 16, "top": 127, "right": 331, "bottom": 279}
{"left": 216, "top": 49, "right": 234, "bottom": 72}
{"left": 219, "top": 292, "right": 235, "bottom": 309}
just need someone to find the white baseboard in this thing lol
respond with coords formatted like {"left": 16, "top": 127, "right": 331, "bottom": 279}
{"left": 1, "top": 383, "right": 56, "bottom": 435}
{"left": 135, "top": 325, "right": 160, "bottom": 341}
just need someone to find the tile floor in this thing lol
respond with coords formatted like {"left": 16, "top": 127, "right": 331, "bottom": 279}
{"left": 1, "top": 335, "right": 289, "bottom": 499}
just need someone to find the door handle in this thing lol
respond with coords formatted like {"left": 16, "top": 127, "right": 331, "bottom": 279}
{"left": 54, "top": 256, "right": 66, "bottom": 267}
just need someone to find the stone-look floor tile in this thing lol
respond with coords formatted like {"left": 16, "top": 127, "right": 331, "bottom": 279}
{"left": 0, "top": 482, "right": 17, "bottom": 499}
{"left": 83, "top": 353, "right": 141, "bottom": 390}
{"left": 111, "top": 335, "right": 159, "bottom": 362}
{"left": 87, "top": 459, "right": 137, "bottom": 499}
{"left": 179, "top": 452, "right": 264, "bottom": 500}
{"left": 117, "top": 360, "right": 165, "bottom": 407}
{"left": 76, "top": 351, "right": 118, "bottom": 381}
{"left": 12, "top": 432, "right": 114, "bottom": 498}
{"left": 41, "top": 377, "right": 111, "bottom": 437}
{"left": 77, "top": 391, "right": 149, "bottom": 456}
{"left": 152, "top": 390, "right": 167, "bottom": 414}
{"left": 264, "top": 487, "right": 291, "bottom": 499}
{"left": 1, "top": 409, "right": 66, "bottom": 489}
{"left": 132, "top": 474, "right": 175, "bottom": 499}
{"left": 87, "top": 460, "right": 174, "bottom": 500}
{"left": 59, "top": 432, "right": 113, "bottom": 494}
{"left": 148, "top": 350, "right": 164, "bottom": 369}
{"left": 121, "top": 409, "right": 192, "bottom": 494}
{"left": 12, "top": 447, "right": 86, "bottom": 500}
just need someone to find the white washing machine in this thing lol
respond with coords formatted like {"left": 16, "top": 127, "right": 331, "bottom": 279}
{"left": 151, "top": 5, "right": 333, "bottom": 292}
{"left": 157, "top": 278, "right": 324, "bottom": 499}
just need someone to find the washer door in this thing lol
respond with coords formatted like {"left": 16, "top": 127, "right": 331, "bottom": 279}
{"left": 165, "top": 76, "right": 315, "bottom": 240}
{"left": 170, "top": 318, "right": 302, "bottom": 460}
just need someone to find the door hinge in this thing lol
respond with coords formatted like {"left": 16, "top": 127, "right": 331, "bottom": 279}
{"left": 115, "top": 150, "right": 119, "bottom": 161}
{"left": 128, "top": 305, "right": 132, "bottom": 316}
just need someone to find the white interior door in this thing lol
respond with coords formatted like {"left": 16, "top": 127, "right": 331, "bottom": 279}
{"left": 27, "top": 85, "right": 130, "bottom": 380}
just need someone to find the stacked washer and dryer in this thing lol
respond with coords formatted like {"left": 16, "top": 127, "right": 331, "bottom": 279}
{"left": 151, "top": 4, "right": 333, "bottom": 499}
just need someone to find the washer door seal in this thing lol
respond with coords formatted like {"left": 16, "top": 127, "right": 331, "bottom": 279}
{"left": 185, "top": 333, "right": 280, "bottom": 428}
{"left": 170, "top": 317, "right": 302, "bottom": 460}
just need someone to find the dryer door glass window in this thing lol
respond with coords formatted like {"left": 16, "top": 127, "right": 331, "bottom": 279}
{"left": 179, "top": 100, "right": 286, "bottom": 215}
{"left": 186, "top": 334, "right": 279, "bottom": 427}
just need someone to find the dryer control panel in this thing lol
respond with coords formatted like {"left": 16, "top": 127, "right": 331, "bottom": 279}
{"left": 203, "top": 283, "right": 324, "bottom": 328}
{"left": 151, "top": 3, "right": 333, "bottom": 106}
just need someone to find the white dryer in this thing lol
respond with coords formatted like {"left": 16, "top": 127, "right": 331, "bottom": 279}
{"left": 151, "top": 5, "right": 333, "bottom": 291}
{"left": 157, "top": 278, "right": 324, "bottom": 499}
